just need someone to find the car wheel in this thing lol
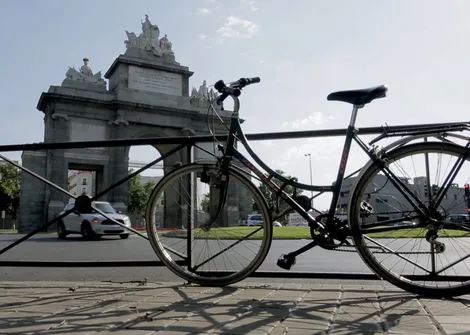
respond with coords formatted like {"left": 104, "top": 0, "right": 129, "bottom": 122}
{"left": 120, "top": 234, "right": 129, "bottom": 239}
{"left": 81, "top": 222, "right": 99, "bottom": 240}
{"left": 57, "top": 221, "right": 67, "bottom": 239}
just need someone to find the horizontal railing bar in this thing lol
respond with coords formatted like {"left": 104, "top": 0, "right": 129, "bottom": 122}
{"left": 0, "top": 121, "right": 468, "bottom": 153}
{"left": 2, "top": 260, "right": 470, "bottom": 282}
{"left": 0, "top": 260, "right": 186, "bottom": 267}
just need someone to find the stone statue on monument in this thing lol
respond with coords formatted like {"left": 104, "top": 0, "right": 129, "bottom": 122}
{"left": 124, "top": 15, "right": 176, "bottom": 61}
{"left": 159, "top": 34, "right": 174, "bottom": 54}
{"left": 190, "top": 80, "right": 221, "bottom": 108}
{"left": 80, "top": 58, "right": 93, "bottom": 77}
{"left": 198, "top": 80, "right": 208, "bottom": 98}
{"left": 64, "top": 57, "right": 106, "bottom": 87}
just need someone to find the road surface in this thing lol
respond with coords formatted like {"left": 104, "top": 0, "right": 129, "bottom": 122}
{"left": 0, "top": 233, "right": 372, "bottom": 282}
{"left": 1, "top": 233, "right": 469, "bottom": 284}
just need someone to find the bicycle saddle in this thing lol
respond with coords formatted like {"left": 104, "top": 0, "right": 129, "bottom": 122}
{"left": 327, "top": 85, "right": 388, "bottom": 106}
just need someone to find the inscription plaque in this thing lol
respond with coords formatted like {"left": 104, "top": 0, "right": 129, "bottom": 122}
{"left": 128, "top": 65, "right": 183, "bottom": 96}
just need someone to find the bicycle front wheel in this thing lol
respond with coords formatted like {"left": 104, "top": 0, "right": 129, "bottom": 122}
{"left": 349, "top": 142, "right": 470, "bottom": 297}
{"left": 145, "top": 163, "right": 272, "bottom": 286}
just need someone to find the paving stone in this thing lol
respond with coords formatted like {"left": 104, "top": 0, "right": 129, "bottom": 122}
{"left": 379, "top": 296, "right": 426, "bottom": 316}
{"left": 270, "top": 326, "right": 326, "bottom": 335}
{"left": 184, "top": 292, "right": 239, "bottom": 305}
{"left": 263, "top": 290, "right": 307, "bottom": 302}
{"left": 121, "top": 288, "right": 173, "bottom": 297}
{"left": 3, "top": 281, "right": 470, "bottom": 335}
{"left": 212, "top": 316, "right": 277, "bottom": 334}
{"left": 383, "top": 314, "right": 437, "bottom": 334}
{"left": 331, "top": 312, "right": 383, "bottom": 333}
{"left": 438, "top": 322, "right": 470, "bottom": 334}
{"left": 223, "top": 289, "right": 275, "bottom": 302}
{"left": 276, "top": 317, "right": 329, "bottom": 331}
{"left": 36, "top": 326, "right": 101, "bottom": 335}
{"left": 163, "top": 319, "right": 217, "bottom": 333}
{"left": 124, "top": 310, "right": 195, "bottom": 330}
{"left": 421, "top": 299, "right": 470, "bottom": 316}
{"left": 187, "top": 305, "right": 245, "bottom": 323}
{"left": 155, "top": 332, "right": 208, "bottom": 335}
{"left": 0, "top": 311, "right": 52, "bottom": 324}
{"left": 289, "top": 308, "right": 332, "bottom": 322}
{"left": 96, "top": 330, "right": 156, "bottom": 335}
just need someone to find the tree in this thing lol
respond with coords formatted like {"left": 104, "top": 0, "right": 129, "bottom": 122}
{"left": 201, "top": 193, "right": 210, "bottom": 213}
{"left": 127, "top": 170, "right": 156, "bottom": 215}
{"left": 258, "top": 169, "right": 302, "bottom": 223}
{"left": 0, "top": 163, "right": 20, "bottom": 221}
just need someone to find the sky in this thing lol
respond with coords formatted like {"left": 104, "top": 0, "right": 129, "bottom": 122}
{"left": 1, "top": 0, "right": 470, "bottom": 210}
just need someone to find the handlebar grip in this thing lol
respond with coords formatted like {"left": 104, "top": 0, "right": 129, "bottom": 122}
{"left": 247, "top": 77, "right": 261, "bottom": 84}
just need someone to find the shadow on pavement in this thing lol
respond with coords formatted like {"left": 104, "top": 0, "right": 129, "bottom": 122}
{"left": 0, "top": 282, "right": 459, "bottom": 334}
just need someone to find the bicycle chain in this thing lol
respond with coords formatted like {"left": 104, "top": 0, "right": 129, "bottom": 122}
{"left": 315, "top": 213, "right": 438, "bottom": 255}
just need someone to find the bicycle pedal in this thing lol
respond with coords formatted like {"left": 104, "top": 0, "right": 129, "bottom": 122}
{"left": 277, "top": 254, "right": 296, "bottom": 270}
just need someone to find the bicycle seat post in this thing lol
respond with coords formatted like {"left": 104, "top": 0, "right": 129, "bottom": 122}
{"left": 349, "top": 104, "right": 363, "bottom": 128}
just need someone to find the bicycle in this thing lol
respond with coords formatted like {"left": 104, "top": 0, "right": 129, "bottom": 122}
{"left": 145, "top": 77, "right": 470, "bottom": 297}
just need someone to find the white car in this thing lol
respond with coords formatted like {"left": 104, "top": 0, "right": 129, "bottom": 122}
{"left": 273, "top": 221, "right": 282, "bottom": 227}
{"left": 58, "top": 201, "right": 132, "bottom": 240}
{"left": 238, "top": 214, "right": 264, "bottom": 226}
{"left": 238, "top": 215, "right": 282, "bottom": 227}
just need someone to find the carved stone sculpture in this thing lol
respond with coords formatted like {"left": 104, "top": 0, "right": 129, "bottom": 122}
{"left": 159, "top": 34, "right": 174, "bottom": 54}
{"left": 124, "top": 15, "right": 175, "bottom": 59}
{"left": 190, "top": 80, "right": 221, "bottom": 109}
{"left": 64, "top": 58, "right": 106, "bottom": 87}
{"left": 198, "top": 80, "right": 208, "bottom": 98}
{"left": 80, "top": 58, "right": 93, "bottom": 76}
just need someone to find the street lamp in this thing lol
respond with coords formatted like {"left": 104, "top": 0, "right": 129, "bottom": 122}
{"left": 304, "top": 153, "right": 314, "bottom": 208}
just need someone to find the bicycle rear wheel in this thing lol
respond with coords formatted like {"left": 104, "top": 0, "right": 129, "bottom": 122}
{"left": 145, "top": 163, "right": 272, "bottom": 286}
{"left": 349, "top": 142, "right": 470, "bottom": 297}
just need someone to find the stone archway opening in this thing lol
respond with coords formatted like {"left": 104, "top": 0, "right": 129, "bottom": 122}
{"left": 67, "top": 163, "right": 103, "bottom": 202}
{"left": 126, "top": 144, "right": 163, "bottom": 229}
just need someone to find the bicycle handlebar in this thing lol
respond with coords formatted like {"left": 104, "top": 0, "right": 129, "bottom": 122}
{"left": 214, "top": 77, "right": 261, "bottom": 105}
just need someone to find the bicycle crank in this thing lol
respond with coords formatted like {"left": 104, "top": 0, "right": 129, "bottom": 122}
{"left": 276, "top": 236, "right": 327, "bottom": 270}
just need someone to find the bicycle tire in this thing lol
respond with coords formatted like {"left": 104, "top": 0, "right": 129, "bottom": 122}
{"left": 145, "top": 163, "right": 273, "bottom": 286}
{"left": 349, "top": 141, "right": 470, "bottom": 297}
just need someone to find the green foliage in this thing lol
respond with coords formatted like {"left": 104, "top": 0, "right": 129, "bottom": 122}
{"left": 127, "top": 170, "right": 156, "bottom": 215}
{"left": 0, "top": 163, "right": 20, "bottom": 220}
{"left": 201, "top": 193, "right": 210, "bottom": 213}
{"left": 258, "top": 169, "right": 302, "bottom": 223}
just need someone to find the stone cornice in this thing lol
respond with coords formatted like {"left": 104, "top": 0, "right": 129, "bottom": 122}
{"left": 37, "top": 91, "right": 234, "bottom": 124}
{"left": 104, "top": 54, "right": 193, "bottom": 79}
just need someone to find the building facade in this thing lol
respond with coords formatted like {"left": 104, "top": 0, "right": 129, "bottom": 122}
{"left": 68, "top": 171, "right": 96, "bottom": 199}
{"left": 337, "top": 174, "right": 468, "bottom": 221}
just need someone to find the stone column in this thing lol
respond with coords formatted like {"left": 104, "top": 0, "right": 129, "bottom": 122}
{"left": 232, "top": 160, "right": 254, "bottom": 224}
{"left": 45, "top": 116, "right": 69, "bottom": 227}
{"left": 18, "top": 151, "right": 47, "bottom": 232}
{"left": 108, "top": 123, "right": 129, "bottom": 213}
{"left": 159, "top": 144, "right": 191, "bottom": 229}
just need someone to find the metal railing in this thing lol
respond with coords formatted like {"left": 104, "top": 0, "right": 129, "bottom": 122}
{"left": 1, "top": 120, "right": 470, "bottom": 282}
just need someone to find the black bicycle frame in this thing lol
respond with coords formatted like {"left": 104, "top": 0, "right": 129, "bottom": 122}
{"left": 219, "top": 107, "right": 470, "bottom": 235}
{"left": 220, "top": 109, "right": 362, "bottom": 231}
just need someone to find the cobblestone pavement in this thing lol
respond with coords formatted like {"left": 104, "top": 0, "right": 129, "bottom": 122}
{"left": 1, "top": 281, "right": 470, "bottom": 334}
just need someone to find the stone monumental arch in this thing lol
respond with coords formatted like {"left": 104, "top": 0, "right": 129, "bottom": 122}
{"left": 19, "top": 15, "right": 249, "bottom": 232}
